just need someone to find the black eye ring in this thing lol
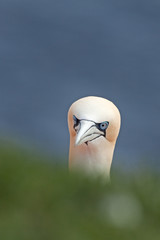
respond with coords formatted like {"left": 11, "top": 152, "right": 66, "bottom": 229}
{"left": 99, "top": 121, "right": 109, "bottom": 131}
{"left": 73, "top": 115, "right": 80, "bottom": 127}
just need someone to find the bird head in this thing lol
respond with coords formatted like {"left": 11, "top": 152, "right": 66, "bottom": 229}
{"left": 68, "top": 96, "right": 121, "bottom": 177}
{"left": 68, "top": 96, "right": 121, "bottom": 146}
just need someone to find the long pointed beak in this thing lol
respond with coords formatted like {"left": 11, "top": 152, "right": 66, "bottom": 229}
{"left": 75, "top": 120, "right": 104, "bottom": 146}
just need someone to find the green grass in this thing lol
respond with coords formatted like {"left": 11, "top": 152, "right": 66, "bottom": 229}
{"left": 0, "top": 143, "right": 160, "bottom": 240}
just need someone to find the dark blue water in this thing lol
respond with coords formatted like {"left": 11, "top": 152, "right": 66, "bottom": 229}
{"left": 0, "top": 0, "right": 160, "bottom": 168}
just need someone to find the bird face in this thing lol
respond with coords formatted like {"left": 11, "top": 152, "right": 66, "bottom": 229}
{"left": 68, "top": 96, "right": 121, "bottom": 177}
{"left": 68, "top": 96, "right": 121, "bottom": 146}
{"left": 73, "top": 115, "right": 109, "bottom": 146}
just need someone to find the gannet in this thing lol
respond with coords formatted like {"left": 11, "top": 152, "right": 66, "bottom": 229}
{"left": 68, "top": 96, "right": 121, "bottom": 179}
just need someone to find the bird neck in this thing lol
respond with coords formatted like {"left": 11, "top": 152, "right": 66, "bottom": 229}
{"left": 69, "top": 138, "right": 115, "bottom": 179}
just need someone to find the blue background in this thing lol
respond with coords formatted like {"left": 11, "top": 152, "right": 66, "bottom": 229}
{"left": 1, "top": 0, "right": 160, "bottom": 168}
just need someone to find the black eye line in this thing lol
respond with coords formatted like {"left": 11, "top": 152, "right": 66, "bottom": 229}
{"left": 73, "top": 116, "right": 109, "bottom": 125}
{"left": 73, "top": 115, "right": 80, "bottom": 128}
{"left": 73, "top": 115, "right": 109, "bottom": 136}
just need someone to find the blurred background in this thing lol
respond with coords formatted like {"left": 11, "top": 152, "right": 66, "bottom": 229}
{"left": 1, "top": 0, "right": 160, "bottom": 169}
{"left": 1, "top": 1, "right": 160, "bottom": 239}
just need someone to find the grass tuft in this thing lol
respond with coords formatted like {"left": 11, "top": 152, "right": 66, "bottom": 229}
{"left": 0, "top": 143, "right": 160, "bottom": 240}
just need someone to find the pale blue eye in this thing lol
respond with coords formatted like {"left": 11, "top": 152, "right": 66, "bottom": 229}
{"left": 73, "top": 115, "right": 77, "bottom": 124}
{"left": 73, "top": 115, "right": 79, "bottom": 127}
{"left": 99, "top": 121, "right": 109, "bottom": 130}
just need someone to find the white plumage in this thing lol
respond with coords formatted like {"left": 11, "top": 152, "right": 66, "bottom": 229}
{"left": 68, "top": 96, "right": 121, "bottom": 179}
